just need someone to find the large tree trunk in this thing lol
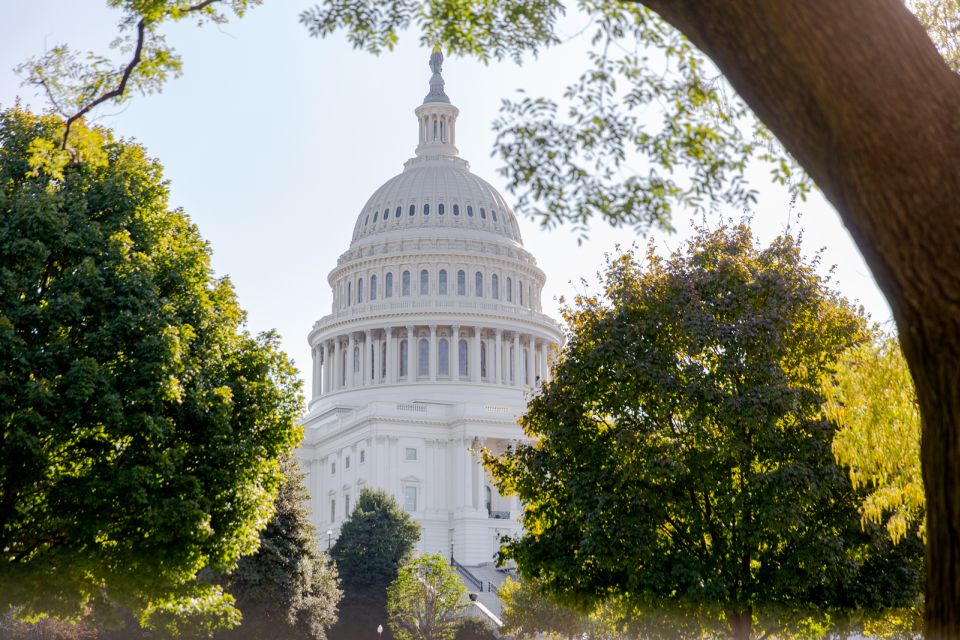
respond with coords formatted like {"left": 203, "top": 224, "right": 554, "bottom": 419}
{"left": 726, "top": 607, "right": 752, "bottom": 640}
{"left": 634, "top": 1, "right": 960, "bottom": 636}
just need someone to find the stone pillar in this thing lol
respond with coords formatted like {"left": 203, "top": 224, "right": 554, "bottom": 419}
{"left": 512, "top": 332, "right": 520, "bottom": 386}
{"left": 495, "top": 329, "right": 503, "bottom": 385}
{"left": 386, "top": 327, "right": 396, "bottom": 384}
{"left": 429, "top": 325, "right": 438, "bottom": 382}
{"left": 362, "top": 330, "right": 371, "bottom": 386}
{"left": 540, "top": 339, "right": 550, "bottom": 384}
{"left": 451, "top": 325, "right": 460, "bottom": 382}
{"left": 474, "top": 437, "right": 486, "bottom": 511}
{"left": 406, "top": 325, "right": 415, "bottom": 379}
{"left": 526, "top": 334, "right": 536, "bottom": 387}
{"left": 311, "top": 345, "right": 320, "bottom": 398}
{"left": 347, "top": 333, "right": 356, "bottom": 388}
{"left": 333, "top": 338, "right": 342, "bottom": 391}
{"left": 472, "top": 327, "right": 482, "bottom": 383}
{"left": 462, "top": 440, "right": 474, "bottom": 509}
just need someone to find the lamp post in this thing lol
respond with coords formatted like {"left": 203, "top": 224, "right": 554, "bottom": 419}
{"left": 449, "top": 539, "right": 454, "bottom": 565}
{"left": 327, "top": 528, "right": 332, "bottom": 551}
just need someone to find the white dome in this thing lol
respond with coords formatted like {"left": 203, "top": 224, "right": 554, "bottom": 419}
{"left": 351, "top": 158, "right": 524, "bottom": 245}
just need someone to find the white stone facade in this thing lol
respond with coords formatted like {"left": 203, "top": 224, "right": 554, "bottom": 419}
{"left": 298, "top": 50, "right": 562, "bottom": 565}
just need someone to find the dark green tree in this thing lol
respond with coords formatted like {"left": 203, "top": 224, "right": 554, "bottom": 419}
{"left": 0, "top": 107, "right": 302, "bottom": 634}
{"left": 330, "top": 488, "right": 420, "bottom": 640}
{"left": 216, "top": 458, "right": 341, "bottom": 640}
{"left": 485, "top": 225, "right": 923, "bottom": 640}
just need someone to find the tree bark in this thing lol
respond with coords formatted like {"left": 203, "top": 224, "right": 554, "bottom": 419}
{"left": 726, "top": 607, "right": 752, "bottom": 640}
{"left": 633, "top": 1, "right": 960, "bottom": 636}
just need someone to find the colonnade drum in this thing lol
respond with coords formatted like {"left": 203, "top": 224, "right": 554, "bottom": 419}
{"left": 296, "top": 49, "right": 563, "bottom": 567}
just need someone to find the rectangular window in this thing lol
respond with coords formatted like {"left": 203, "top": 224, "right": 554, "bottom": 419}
{"left": 345, "top": 456, "right": 350, "bottom": 469}
{"left": 330, "top": 499, "right": 336, "bottom": 522}
{"left": 405, "top": 447, "right": 418, "bottom": 461}
{"left": 345, "top": 494, "right": 351, "bottom": 517}
{"left": 331, "top": 462, "right": 336, "bottom": 475}
{"left": 360, "top": 450, "right": 366, "bottom": 464}
{"left": 404, "top": 486, "right": 417, "bottom": 512}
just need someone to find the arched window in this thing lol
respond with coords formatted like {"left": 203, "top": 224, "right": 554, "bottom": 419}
{"left": 418, "top": 338, "right": 429, "bottom": 376}
{"left": 373, "top": 211, "right": 379, "bottom": 222}
{"left": 457, "top": 270, "right": 466, "bottom": 296}
{"left": 420, "top": 269, "right": 429, "bottom": 295}
{"left": 384, "top": 208, "right": 389, "bottom": 221}
{"left": 509, "top": 346, "right": 515, "bottom": 383}
{"left": 438, "top": 338, "right": 449, "bottom": 376}
{"left": 480, "top": 207, "right": 487, "bottom": 219}
{"left": 453, "top": 204, "right": 460, "bottom": 216}
{"left": 506, "top": 277, "right": 513, "bottom": 302}
{"left": 381, "top": 342, "right": 387, "bottom": 378}
{"left": 438, "top": 203, "right": 445, "bottom": 215}
{"left": 458, "top": 339, "right": 469, "bottom": 377}
{"left": 491, "top": 274, "right": 499, "bottom": 299}
{"left": 480, "top": 342, "right": 487, "bottom": 378}
{"left": 386, "top": 273, "right": 394, "bottom": 298}
{"left": 475, "top": 271, "right": 483, "bottom": 297}
{"left": 467, "top": 205, "right": 474, "bottom": 217}
{"left": 357, "top": 277, "right": 364, "bottom": 303}
{"left": 347, "top": 282, "right": 351, "bottom": 306}
{"left": 519, "top": 280, "right": 524, "bottom": 307}
{"left": 423, "top": 203, "right": 430, "bottom": 216}
{"left": 492, "top": 210, "right": 498, "bottom": 221}
{"left": 529, "top": 284, "right": 534, "bottom": 309}
{"left": 370, "top": 342, "right": 376, "bottom": 379}
{"left": 342, "top": 349, "right": 347, "bottom": 385}
{"left": 354, "top": 345, "right": 360, "bottom": 372}
{"left": 408, "top": 204, "right": 416, "bottom": 216}
{"left": 399, "top": 339, "right": 408, "bottom": 378}
{"left": 439, "top": 269, "right": 448, "bottom": 295}
{"left": 395, "top": 206, "right": 402, "bottom": 218}
{"left": 370, "top": 274, "right": 377, "bottom": 301}
{"left": 402, "top": 271, "right": 411, "bottom": 296}
{"left": 364, "top": 214, "right": 369, "bottom": 226}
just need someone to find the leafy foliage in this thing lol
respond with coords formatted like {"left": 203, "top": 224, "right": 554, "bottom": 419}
{"left": 386, "top": 554, "right": 467, "bottom": 640}
{"left": 0, "top": 107, "right": 302, "bottom": 633}
{"left": 824, "top": 334, "right": 924, "bottom": 544}
{"left": 330, "top": 488, "right": 420, "bottom": 639}
{"left": 216, "top": 457, "right": 342, "bottom": 640}
{"left": 485, "top": 224, "right": 922, "bottom": 639}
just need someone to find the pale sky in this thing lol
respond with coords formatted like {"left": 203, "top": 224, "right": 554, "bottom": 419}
{"left": 0, "top": 1, "right": 893, "bottom": 402}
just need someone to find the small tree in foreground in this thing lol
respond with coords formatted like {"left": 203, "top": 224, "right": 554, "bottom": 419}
{"left": 486, "top": 224, "right": 923, "bottom": 639}
{"left": 387, "top": 554, "right": 467, "bottom": 640}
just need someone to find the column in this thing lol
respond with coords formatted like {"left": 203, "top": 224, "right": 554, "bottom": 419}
{"left": 451, "top": 325, "right": 460, "bottom": 382}
{"left": 462, "top": 440, "right": 473, "bottom": 509}
{"left": 512, "top": 332, "right": 520, "bottom": 386}
{"left": 362, "top": 330, "right": 371, "bottom": 386}
{"left": 406, "top": 325, "right": 415, "bottom": 380}
{"left": 526, "top": 334, "right": 536, "bottom": 387}
{"left": 333, "top": 338, "right": 342, "bottom": 391}
{"left": 472, "top": 327, "right": 482, "bottom": 383}
{"left": 495, "top": 329, "right": 503, "bottom": 385}
{"left": 539, "top": 339, "right": 550, "bottom": 384}
{"left": 311, "top": 346, "right": 320, "bottom": 398}
{"left": 347, "top": 333, "right": 356, "bottom": 388}
{"left": 386, "top": 327, "right": 396, "bottom": 384}
{"left": 373, "top": 331, "right": 382, "bottom": 384}
{"left": 429, "top": 325, "right": 438, "bottom": 382}
{"left": 473, "top": 437, "right": 486, "bottom": 511}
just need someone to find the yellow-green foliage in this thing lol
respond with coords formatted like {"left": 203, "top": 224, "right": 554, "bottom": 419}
{"left": 824, "top": 335, "right": 924, "bottom": 543}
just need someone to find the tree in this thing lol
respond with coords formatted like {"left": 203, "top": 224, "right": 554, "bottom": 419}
{"left": 302, "top": 3, "right": 960, "bottom": 632}
{"left": 499, "top": 576, "right": 602, "bottom": 640}
{"left": 216, "top": 457, "right": 341, "bottom": 640}
{"left": 386, "top": 554, "right": 466, "bottom": 640}
{"left": 824, "top": 333, "right": 924, "bottom": 544}
{"left": 0, "top": 107, "right": 302, "bottom": 634}
{"left": 330, "top": 488, "right": 421, "bottom": 639}
{"left": 484, "top": 225, "right": 923, "bottom": 640}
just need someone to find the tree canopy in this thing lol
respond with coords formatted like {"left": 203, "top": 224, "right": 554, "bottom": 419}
{"left": 0, "top": 106, "right": 302, "bottom": 633}
{"left": 485, "top": 225, "right": 923, "bottom": 639}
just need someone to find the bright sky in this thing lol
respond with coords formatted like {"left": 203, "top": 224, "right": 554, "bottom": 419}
{"left": 0, "top": 1, "right": 893, "bottom": 401}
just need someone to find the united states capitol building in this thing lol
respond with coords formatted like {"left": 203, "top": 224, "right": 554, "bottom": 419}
{"left": 297, "top": 49, "right": 562, "bottom": 569}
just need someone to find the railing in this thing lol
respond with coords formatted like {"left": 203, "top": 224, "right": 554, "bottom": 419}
{"left": 486, "top": 581, "right": 499, "bottom": 595}
{"left": 488, "top": 510, "right": 511, "bottom": 519}
{"left": 451, "top": 557, "right": 484, "bottom": 591}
